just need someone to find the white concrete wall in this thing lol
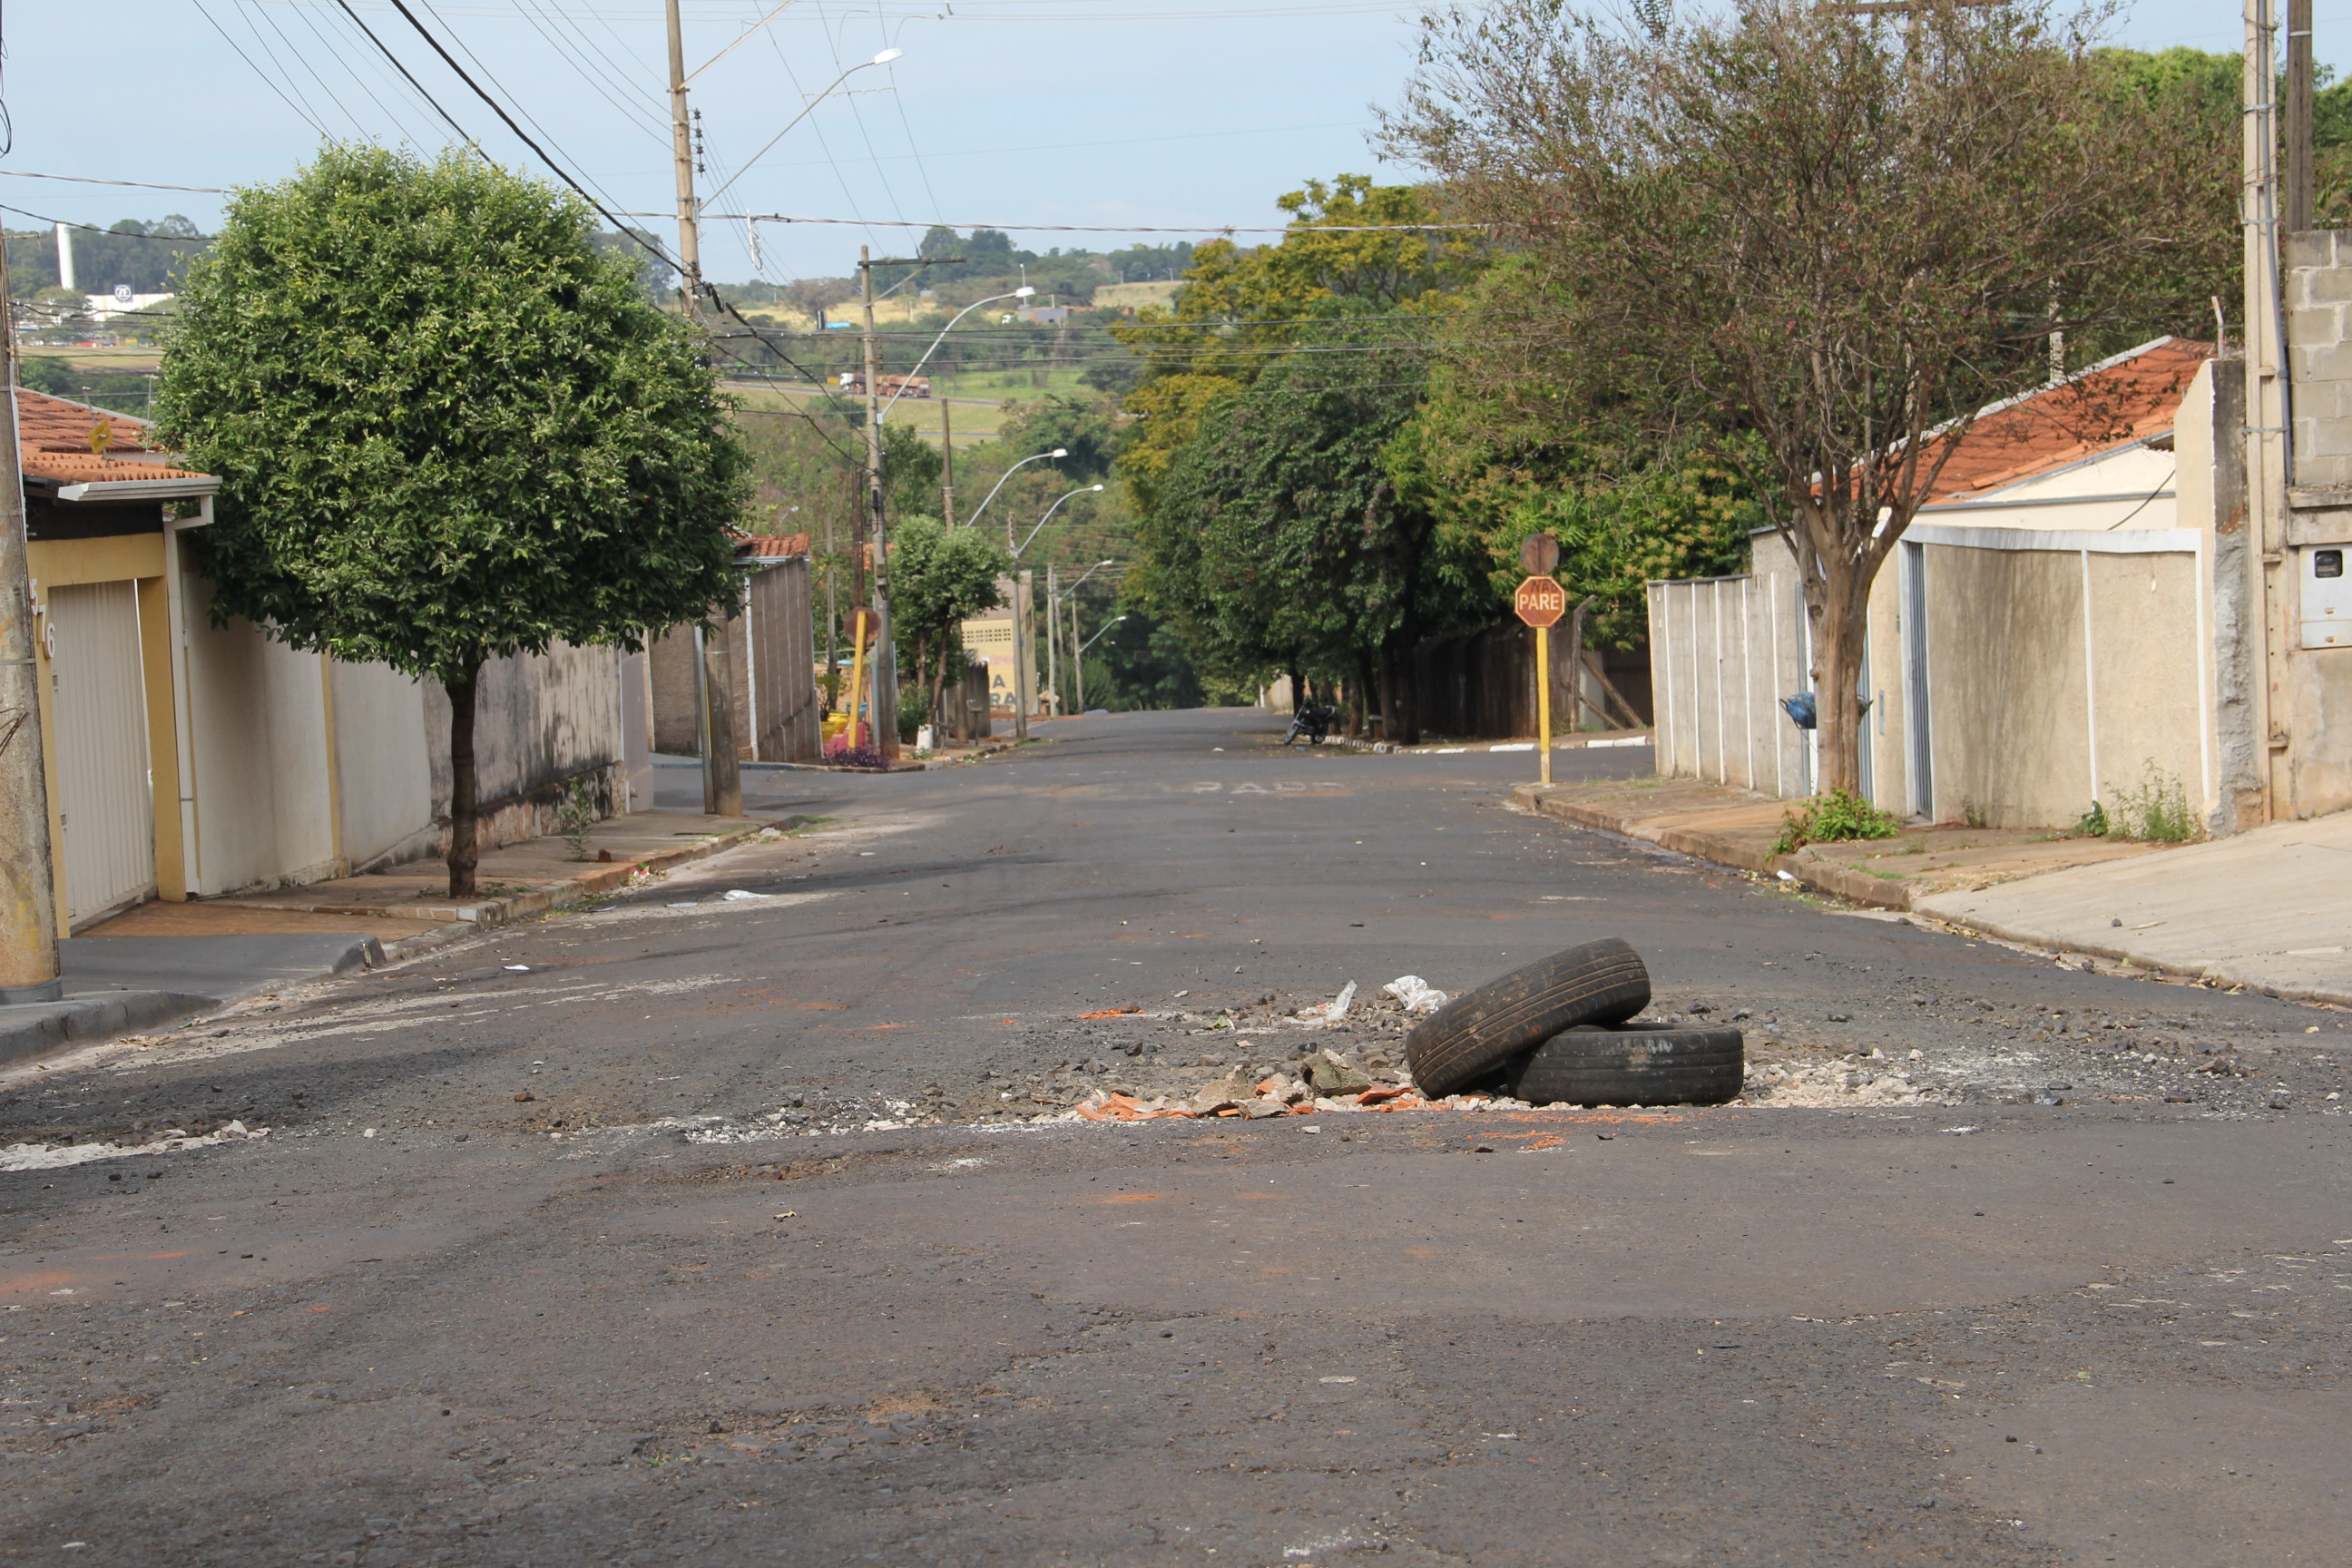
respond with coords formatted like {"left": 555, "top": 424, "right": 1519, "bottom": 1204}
{"left": 178, "top": 573, "right": 339, "bottom": 895}
{"left": 177, "top": 560, "right": 624, "bottom": 892}
{"left": 328, "top": 661, "right": 435, "bottom": 872}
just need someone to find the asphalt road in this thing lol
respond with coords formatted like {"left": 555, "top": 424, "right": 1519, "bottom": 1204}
{"left": 4, "top": 708, "right": 2347, "bottom": 1565}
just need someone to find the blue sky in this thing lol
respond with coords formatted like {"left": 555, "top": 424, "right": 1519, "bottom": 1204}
{"left": 0, "top": 1, "right": 2329, "bottom": 284}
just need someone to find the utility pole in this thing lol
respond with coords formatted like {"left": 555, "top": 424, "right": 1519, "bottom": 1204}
{"left": 939, "top": 397, "right": 956, "bottom": 527}
{"left": 1044, "top": 563, "right": 1059, "bottom": 717}
{"left": 1071, "top": 593, "right": 1087, "bottom": 715}
{"left": 665, "top": 0, "right": 740, "bottom": 813}
{"left": 858, "top": 248, "right": 902, "bottom": 760}
{"left": 0, "top": 229, "right": 64, "bottom": 1004}
{"left": 2285, "top": 0, "right": 2313, "bottom": 231}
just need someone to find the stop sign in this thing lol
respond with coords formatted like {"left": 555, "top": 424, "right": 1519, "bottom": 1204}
{"left": 1514, "top": 574, "right": 1567, "bottom": 628}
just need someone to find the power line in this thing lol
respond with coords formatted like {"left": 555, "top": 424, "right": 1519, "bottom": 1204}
{"left": 680, "top": 213, "right": 1485, "bottom": 234}
{"left": 333, "top": 0, "right": 481, "bottom": 144}
{"left": 191, "top": 0, "right": 329, "bottom": 134}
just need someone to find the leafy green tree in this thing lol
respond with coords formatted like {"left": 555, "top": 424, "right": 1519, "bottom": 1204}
{"left": 1386, "top": 1, "right": 2235, "bottom": 792}
{"left": 998, "top": 394, "right": 1120, "bottom": 483}
{"left": 1140, "top": 318, "right": 1485, "bottom": 740}
{"left": 15, "top": 356, "right": 73, "bottom": 397}
{"left": 885, "top": 514, "right": 1009, "bottom": 721}
{"left": 154, "top": 144, "right": 749, "bottom": 897}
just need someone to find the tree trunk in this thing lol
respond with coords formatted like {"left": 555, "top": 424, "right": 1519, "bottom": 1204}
{"left": 445, "top": 662, "right": 483, "bottom": 899}
{"left": 1808, "top": 564, "right": 1873, "bottom": 798}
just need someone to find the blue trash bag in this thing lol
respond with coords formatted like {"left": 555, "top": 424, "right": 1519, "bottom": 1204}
{"left": 1779, "top": 691, "right": 1818, "bottom": 730}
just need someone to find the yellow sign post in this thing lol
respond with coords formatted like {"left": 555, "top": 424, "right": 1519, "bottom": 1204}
{"left": 1514, "top": 534, "right": 1566, "bottom": 786}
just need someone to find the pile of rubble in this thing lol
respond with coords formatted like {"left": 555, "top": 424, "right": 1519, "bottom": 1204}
{"left": 1064, "top": 1044, "right": 1544, "bottom": 1122}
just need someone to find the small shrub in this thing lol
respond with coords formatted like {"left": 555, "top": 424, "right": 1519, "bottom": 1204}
{"left": 897, "top": 684, "right": 931, "bottom": 743}
{"left": 1771, "top": 789, "right": 1904, "bottom": 854}
{"left": 1961, "top": 799, "right": 1988, "bottom": 829}
{"left": 2111, "top": 764, "right": 2197, "bottom": 843}
{"left": 556, "top": 776, "right": 599, "bottom": 860}
{"left": 2074, "top": 801, "right": 2110, "bottom": 838}
{"left": 825, "top": 740, "right": 888, "bottom": 769}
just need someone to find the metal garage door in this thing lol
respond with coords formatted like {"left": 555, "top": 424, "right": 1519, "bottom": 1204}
{"left": 48, "top": 581, "right": 156, "bottom": 927}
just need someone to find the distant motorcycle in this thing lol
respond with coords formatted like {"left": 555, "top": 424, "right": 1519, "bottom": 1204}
{"left": 1282, "top": 703, "right": 1338, "bottom": 746}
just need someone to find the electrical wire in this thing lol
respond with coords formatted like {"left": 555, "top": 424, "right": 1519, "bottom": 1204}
{"left": 333, "top": 0, "right": 482, "bottom": 145}
{"left": 300, "top": 0, "right": 429, "bottom": 144}
{"left": 193, "top": 0, "right": 331, "bottom": 134}
{"left": 413, "top": 0, "right": 638, "bottom": 216}
{"left": 236, "top": 0, "right": 356, "bottom": 135}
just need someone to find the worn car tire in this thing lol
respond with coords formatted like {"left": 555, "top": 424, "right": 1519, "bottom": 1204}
{"left": 1504, "top": 1023, "right": 1745, "bottom": 1108}
{"left": 1404, "top": 938, "right": 1651, "bottom": 1099}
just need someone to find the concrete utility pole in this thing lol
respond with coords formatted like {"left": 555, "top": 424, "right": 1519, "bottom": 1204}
{"left": 0, "top": 229, "right": 64, "bottom": 1004}
{"left": 858, "top": 248, "right": 902, "bottom": 759}
{"left": 2245, "top": 0, "right": 2290, "bottom": 818}
{"left": 54, "top": 223, "right": 74, "bottom": 293}
{"left": 664, "top": 0, "right": 740, "bottom": 814}
{"left": 1044, "top": 562, "right": 1058, "bottom": 716}
{"left": 2285, "top": 0, "right": 2313, "bottom": 232}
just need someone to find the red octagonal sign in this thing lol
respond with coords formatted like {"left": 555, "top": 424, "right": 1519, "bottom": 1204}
{"left": 1514, "top": 574, "right": 1567, "bottom": 629}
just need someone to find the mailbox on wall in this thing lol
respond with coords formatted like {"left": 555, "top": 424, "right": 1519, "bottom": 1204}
{"left": 2303, "top": 545, "right": 2352, "bottom": 649}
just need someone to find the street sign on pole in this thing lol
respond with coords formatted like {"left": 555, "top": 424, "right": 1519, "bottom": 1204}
{"left": 1518, "top": 532, "right": 1561, "bottom": 577}
{"left": 1514, "top": 574, "right": 1567, "bottom": 629}
{"left": 1514, "top": 573, "right": 1566, "bottom": 784}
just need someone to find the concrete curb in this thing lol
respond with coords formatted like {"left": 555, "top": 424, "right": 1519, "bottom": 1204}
{"left": 1514, "top": 782, "right": 2352, "bottom": 1006}
{"left": 1, "top": 819, "right": 792, "bottom": 1065}
{"left": 232, "top": 818, "right": 796, "bottom": 931}
{"left": 0, "top": 990, "right": 220, "bottom": 1065}
{"left": 1510, "top": 783, "right": 1913, "bottom": 912}
{"left": 1906, "top": 906, "right": 2352, "bottom": 1011}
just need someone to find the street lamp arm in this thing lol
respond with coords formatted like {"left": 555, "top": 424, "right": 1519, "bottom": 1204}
{"left": 1055, "top": 557, "right": 1118, "bottom": 600}
{"left": 877, "top": 285, "right": 1034, "bottom": 421}
{"left": 964, "top": 448, "right": 1067, "bottom": 534}
{"left": 1014, "top": 485, "right": 1103, "bottom": 559}
{"left": 1077, "top": 616, "right": 1128, "bottom": 657}
{"left": 702, "top": 48, "right": 902, "bottom": 205}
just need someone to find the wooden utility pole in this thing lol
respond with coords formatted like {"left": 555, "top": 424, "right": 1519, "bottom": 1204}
{"left": 858, "top": 249, "right": 902, "bottom": 759}
{"left": 0, "top": 228, "right": 64, "bottom": 1004}
{"left": 2285, "top": 0, "right": 2314, "bottom": 231}
{"left": 664, "top": 0, "right": 740, "bottom": 813}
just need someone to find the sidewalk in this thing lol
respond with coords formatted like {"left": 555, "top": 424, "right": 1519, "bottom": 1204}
{"left": 1914, "top": 815, "right": 2352, "bottom": 1005}
{"left": 0, "top": 810, "right": 789, "bottom": 1064}
{"left": 1513, "top": 776, "right": 2352, "bottom": 1005}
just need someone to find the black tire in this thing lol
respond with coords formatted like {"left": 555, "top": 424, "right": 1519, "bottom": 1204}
{"left": 1404, "top": 938, "right": 1651, "bottom": 1098}
{"left": 1504, "top": 1023, "right": 1745, "bottom": 1108}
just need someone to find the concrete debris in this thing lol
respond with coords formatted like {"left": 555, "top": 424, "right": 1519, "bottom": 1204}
{"left": 1382, "top": 975, "right": 1448, "bottom": 1015}
{"left": 0, "top": 1120, "right": 270, "bottom": 1172}
{"left": 1302, "top": 1049, "right": 1372, "bottom": 1096}
{"left": 1738, "top": 1060, "right": 1954, "bottom": 1107}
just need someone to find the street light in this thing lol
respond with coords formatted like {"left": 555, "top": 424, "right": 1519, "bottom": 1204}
{"left": 1044, "top": 559, "right": 1115, "bottom": 718}
{"left": 1013, "top": 485, "right": 1104, "bottom": 560}
{"left": 701, "top": 49, "right": 905, "bottom": 205}
{"left": 963, "top": 447, "right": 1067, "bottom": 535}
{"left": 874, "top": 285, "right": 1034, "bottom": 423}
{"left": 1077, "top": 616, "right": 1128, "bottom": 657}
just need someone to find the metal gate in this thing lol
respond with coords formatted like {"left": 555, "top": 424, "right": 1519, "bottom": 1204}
{"left": 48, "top": 581, "right": 155, "bottom": 926}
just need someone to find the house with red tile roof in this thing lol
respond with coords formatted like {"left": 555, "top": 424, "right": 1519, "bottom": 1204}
{"left": 19, "top": 390, "right": 652, "bottom": 930}
{"left": 1644, "top": 338, "right": 2253, "bottom": 831}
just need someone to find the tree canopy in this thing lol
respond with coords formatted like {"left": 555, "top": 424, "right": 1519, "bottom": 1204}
{"left": 155, "top": 143, "right": 750, "bottom": 891}
{"left": 1383, "top": 0, "right": 2236, "bottom": 785}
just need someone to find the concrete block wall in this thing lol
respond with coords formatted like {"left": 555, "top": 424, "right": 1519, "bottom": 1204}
{"left": 2287, "top": 230, "right": 2352, "bottom": 488}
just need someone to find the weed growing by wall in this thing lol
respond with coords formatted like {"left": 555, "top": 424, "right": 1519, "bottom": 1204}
{"left": 1772, "top": 789, "right": 1904, "bottom": 855}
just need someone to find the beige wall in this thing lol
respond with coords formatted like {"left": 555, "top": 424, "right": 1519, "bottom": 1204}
{"left": 177, "top": 571, "right": 339, "bottom": 896}
{"left": 328, "top": 661, "right": 435, "bottom": 872}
